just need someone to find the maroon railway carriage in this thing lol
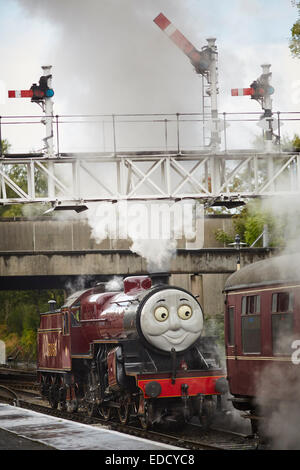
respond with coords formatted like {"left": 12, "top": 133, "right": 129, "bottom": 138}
{"left": 224, "top": 253, "right": 300, "bottom": 427}
{"left": 37, "top": 275, "right": 227, "bottom": 428}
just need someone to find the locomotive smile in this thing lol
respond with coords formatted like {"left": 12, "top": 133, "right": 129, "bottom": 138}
{"left": 161, "top": 330, "right": 189, "bottom": 345}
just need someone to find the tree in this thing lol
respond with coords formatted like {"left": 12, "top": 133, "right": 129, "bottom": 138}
{"left": 0, "top": 139, "right": 49, "bottom": 217}
{"left": 293, "top": 134, "right": 300, "bottom": 151}
{"left": 0, "top": 139, "right": 11, "bottom": 154}
{"left": 0, "top": 289, "right": 65, "bottom": 362}
{"left": 215, "top": 201, "right": 286, "bottom": 248}
{"left": 290, "top": 1, "right": 300, "bottom": 58}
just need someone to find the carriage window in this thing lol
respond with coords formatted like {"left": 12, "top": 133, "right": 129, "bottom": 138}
{"left": 228, "top": 307, "right": 235, "bottom": 346}
{"left": 272, "top": 292, "right": 293, "bottom": 313}
{"left": 272, "top": 313, "right": 294, "bottom": 355}
{"left": 242, "top": 295, "right": 260, "bottom": 314}
{"left": 242, "top": 316, "right": 261, "bottom": 353}
{"left": 271, "top": 292, "right": 294, "bottom": 355}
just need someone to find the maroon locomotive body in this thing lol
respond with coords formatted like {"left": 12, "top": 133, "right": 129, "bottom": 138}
{"left": 224, "top": 254, "right": 300, "bottom": 433}
{"left": 37, "top": 275, "right": 227, "bottom": 427}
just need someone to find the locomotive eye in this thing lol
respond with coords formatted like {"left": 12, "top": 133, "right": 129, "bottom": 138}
{"left": 178, "top": 305, "right": 193, "bottom": 320}
{"left": 154, "top": 306, "right": 169, "bottom": 322}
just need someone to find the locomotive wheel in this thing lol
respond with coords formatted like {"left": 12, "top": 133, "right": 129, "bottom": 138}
{"left": 60, "top": 401, "right": 67, "bottom": 411}
{"left": 100, "top": 405, "right": 111, "bottom": 421}
{"left": 139, "top": 407, "right": 150, "bottom": 429}
{"left": 118, "top": 396, "right": 130, "bottom": 425}
{"left": 87, "top": 402, "right": 99, "bottom": 418}
{"left": 58, "top": 383, "right": 67, "bottom": 411}
{"left": 200, "top": 397, "right": 215, "bottom": 429}
{"left": 139, "top": 399, "right": 152, "bottom": 430}
{"left": 67, "top": 399, "right": 79, "bottom": 413}
{"left": 49, "top": 385, "right": 58, "bottom": 409}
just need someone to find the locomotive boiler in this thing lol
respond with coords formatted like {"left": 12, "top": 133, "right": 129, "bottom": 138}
{"left": 37, "top": 275, "right": 227, "bottom": 428}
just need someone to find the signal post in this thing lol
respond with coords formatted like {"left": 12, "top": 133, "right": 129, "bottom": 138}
{"left": 8, "top": 65, "right": 55, "bottom": 197}
{"left": 153, "top": 13, "right": 222, "bottom": 195}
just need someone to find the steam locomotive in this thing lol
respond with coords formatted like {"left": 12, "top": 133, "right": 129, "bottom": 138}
{"left": 37, "top": 275, "right": 227, "bottom": 428}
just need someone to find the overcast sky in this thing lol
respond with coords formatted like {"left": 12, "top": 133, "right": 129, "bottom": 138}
{"left": 0, "top": 0, "right": 299, "bottom": 151}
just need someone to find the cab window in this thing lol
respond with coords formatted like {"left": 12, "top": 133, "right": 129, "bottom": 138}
{"left": 71, "top": 303, "right": 81, "bottom": 327}
{"left": 63, "top": 312, "right": 70, "bottom": 335}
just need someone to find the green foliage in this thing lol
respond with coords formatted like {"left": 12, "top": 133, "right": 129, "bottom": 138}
{"left": 214, "top": 201, "right": 286, "bottom": 248}
{"left": 0, "top": 289, "right": 65, "bottom": 363}
{"left": 0, "top": 138, "right": 49, "bottom": 217}
{"left": 214, "top": 229, "right": 234, "bottom": 245}
{"left": 0, "top": 139, "right": 11, "bottom": 154}
{"left": 290, "top": 19, "right": 300, "bottom": 57}
{"left": 290, "top": 2, "right": 300, "bottom": 58}
{"left": 233, "top": 202, "right": 285, "bottom": 247}
{"left": 282, "top": 134, "right": 300, "bottom": 152}
{"left": 20, "top": 329, "right": 37, "bottom": 361}
{"left": 293, "top": 134, "right": 300, "bottom": 151}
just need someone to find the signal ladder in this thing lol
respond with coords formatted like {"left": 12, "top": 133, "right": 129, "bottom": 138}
{"left": 201, "top": 75, "right": 212, "bottom": 148}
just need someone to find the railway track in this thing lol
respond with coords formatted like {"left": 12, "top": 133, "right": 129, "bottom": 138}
{"left": 0, "top": 380, "right": 258, "bottom": 450}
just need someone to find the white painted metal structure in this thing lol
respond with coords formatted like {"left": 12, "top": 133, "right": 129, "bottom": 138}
{"left": 1, "top": 146, "right": 300, "bottom": 208}
{"left": 1, "top": 24, "right": 299, "bottom": 209}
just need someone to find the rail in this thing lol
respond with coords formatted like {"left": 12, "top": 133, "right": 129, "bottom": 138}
{"left": 0, "top": 111, "right": 299, "bottom": 156}
{"left": 0, "top": 111, "right": 299, "bottom": 205}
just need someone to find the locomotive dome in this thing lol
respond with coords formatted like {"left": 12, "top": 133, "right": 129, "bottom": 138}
{"left": 225, "top": 253, "right": 300, "bottom": 291}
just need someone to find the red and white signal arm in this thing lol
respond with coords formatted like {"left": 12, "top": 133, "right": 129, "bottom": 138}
{"left": 8, "top": 90, "right": 33, "bottom": 98}
{"left": 231, "top": 88, "right": 255, "bottom": 96}
{"left": 154, "top": 13, "right": 197, "bottom": 58}
{"left": 153, "top": 12, "right": 205, "bottom": 70}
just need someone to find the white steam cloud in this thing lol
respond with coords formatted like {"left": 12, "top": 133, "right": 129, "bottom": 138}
{"left": 105, "top": 276, "right": 123, "bottom": 292}
{"left": 255, "top": 363, "right": 300, "bottom": 449}
{"left": 87, "top": 200, "right": 202, "bottom": 272}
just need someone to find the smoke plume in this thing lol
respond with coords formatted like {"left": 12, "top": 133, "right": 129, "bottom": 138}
{"left": 105, "top": 276, "right": 123, "bottom": 292}
{"left": 255, "top": 362, "right": 300, "bottom": 449}
{"left": 86, "top": 200, "right": 199, "bottom": 272}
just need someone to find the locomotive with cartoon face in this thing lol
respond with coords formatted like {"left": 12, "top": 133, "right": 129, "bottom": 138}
{"left": 138, "top": 287, "right": 203, "bottom": 352}
{"left": 37, "top": 276, "right": 227, "bottom": 428}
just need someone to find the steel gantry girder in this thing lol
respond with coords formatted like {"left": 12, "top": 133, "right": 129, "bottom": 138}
{"left": 1, "top": 149, "right": 300, "bottom": 209}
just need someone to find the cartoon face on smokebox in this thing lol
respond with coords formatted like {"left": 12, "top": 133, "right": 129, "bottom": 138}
{"left": 139, "top": 288, "right": 203, "bottom": 352}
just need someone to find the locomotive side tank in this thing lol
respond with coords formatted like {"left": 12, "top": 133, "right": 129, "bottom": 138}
{"left": 38, "top": 275, "right": 227, "bottom": 427}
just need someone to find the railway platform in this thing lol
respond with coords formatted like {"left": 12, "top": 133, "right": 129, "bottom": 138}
{"left": 0, "top": 404, "right": 181, "bottom": 451}
{"left": 0, "top": 427, "right": 52, "bottom": 450}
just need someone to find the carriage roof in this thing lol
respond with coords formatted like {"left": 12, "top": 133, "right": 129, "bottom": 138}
{"left": 224, "top": 253, "right": 300, "bottom": 291}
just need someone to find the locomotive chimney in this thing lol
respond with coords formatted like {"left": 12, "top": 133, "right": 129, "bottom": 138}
{"left": 151, "top": 273, "right": 170, "bottom": 286}
{"left": 48, "top": 300, "right": 57, "bottom": 312}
